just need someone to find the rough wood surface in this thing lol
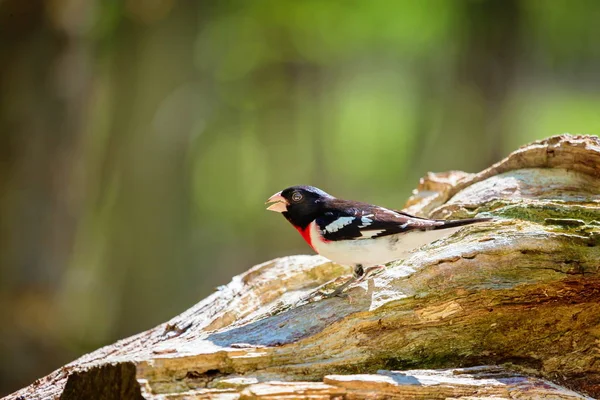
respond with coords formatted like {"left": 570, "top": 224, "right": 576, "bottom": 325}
{"left": 5, "top": 134, "right": 600, "bottom": 400}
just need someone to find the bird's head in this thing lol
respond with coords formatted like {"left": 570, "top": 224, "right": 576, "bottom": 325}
{"left": 266, "top": 185, "right": 333, "bottom": 228}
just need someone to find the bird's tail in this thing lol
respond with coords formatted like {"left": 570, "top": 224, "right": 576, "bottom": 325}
{"left": 433, "top": 217, "right": 493, "bottom": 230}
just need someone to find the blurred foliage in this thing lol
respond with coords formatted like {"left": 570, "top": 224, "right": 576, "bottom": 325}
{"left": 1, "top": 0, "right": 600, "bottom": 395}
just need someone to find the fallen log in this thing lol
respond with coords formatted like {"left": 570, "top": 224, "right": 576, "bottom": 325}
{"left": 5, "top": 134, "right": 600, "bottom": 399}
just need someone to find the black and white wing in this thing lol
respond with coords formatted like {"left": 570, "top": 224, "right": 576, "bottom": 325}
{"left": 315, "top": 199, "right": 489, "bottom": 242}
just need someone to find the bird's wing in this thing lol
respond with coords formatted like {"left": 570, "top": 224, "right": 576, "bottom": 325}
{"left": 315, "top": 200, "right": 444, "bottom": 241}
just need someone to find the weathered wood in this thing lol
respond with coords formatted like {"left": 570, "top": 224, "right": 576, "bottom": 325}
{"left": 5, "top": 134, "right": 600, "bottom": 399}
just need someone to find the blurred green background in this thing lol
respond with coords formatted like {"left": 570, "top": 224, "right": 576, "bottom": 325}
{"left": 1, "top": 0, "right": 600, "bottom": 395}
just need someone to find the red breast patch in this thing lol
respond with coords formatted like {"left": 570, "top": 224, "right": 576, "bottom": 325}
{"left": 295, "top": 224, "right": 315, "bottom": 251}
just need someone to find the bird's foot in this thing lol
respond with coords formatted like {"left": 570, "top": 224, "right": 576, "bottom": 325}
{"left": 356, "top": 265, "right": 385, "bottom": 283}
{"left": 318, "top": 279, "right": 354, "bottom": 299}
{"left": 301, "top": 265, "right": 386, "bottom": 302}
{"left": 319, "top": 264, "right": 385, "bottom": 298}
{"left": 301, "top": 276, "right": 353, "bottom": 302}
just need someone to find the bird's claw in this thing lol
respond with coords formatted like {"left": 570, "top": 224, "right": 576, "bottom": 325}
{"left": 356, "top": 265, "right": 385, "bottom": 282}
{"left": 301, "top": 280, "right": 350, "bottom": 302}
{"left": 318, "top": 288, "right": 349, "bottom": 299}
{"left": 302, "top": 288, "right": 346, "bottom": 302}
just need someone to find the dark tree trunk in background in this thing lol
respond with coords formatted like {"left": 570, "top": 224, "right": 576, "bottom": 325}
{"left": 458, "top": 0, "right": 520, "bottom": 164}
{"left": 0, "top": 0, "right": 93, "bottom": 393}
{"left": 98, "top": 0, "right": 201, "bottom": 339}
{"left": 0, "top": 2, "right": 206, "bottom": 395}
{"left": 412, "top": 0, "right": 520, "bottom": 173}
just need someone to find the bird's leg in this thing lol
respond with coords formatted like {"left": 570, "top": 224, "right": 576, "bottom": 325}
{"left": 355, "top": 265, "right": 385, "bottom": 283}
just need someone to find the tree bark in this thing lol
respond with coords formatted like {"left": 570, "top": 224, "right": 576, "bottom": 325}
{"left": 5, "top": 134, "right": 600, "bottom": 400}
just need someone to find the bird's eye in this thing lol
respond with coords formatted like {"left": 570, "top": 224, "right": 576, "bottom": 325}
{"left": 291, "top": 192, "right": 303, "bottom": 202}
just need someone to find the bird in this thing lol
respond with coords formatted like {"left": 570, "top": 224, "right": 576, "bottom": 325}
{"left": 266, "top": 185, "right": 492, "bottom": 297}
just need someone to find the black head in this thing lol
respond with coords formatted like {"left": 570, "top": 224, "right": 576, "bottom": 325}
{"left": 266, "top": 185, "right": 334, "bottom": 228}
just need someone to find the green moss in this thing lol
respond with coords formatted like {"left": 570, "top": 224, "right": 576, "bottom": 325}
{"left": 435, "top": 199, "right": 600, "bottom": 228}
{"left": 485, "top": 201, "right": 600, "bottom": 224}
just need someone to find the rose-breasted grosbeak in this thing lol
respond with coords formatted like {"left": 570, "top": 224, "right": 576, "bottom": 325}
{"left": 266, "top": 185, "right": 492, "bottom": 297}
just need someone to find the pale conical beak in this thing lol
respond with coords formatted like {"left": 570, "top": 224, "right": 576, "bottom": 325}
{"left": 265, "top": 191, "right": 288, "bottom": 213}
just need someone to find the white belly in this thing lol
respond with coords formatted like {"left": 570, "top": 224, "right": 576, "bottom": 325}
{"left": 309, "top": 222, "right": 463, "bottom": 267}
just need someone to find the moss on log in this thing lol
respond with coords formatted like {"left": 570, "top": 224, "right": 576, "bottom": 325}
{"left": 5, "top": 134, "right": 600, "bottom": 399}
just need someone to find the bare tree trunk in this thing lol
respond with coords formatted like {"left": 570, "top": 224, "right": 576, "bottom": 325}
{"left": 5, "top": 135, "right": 600, "bottom": 399}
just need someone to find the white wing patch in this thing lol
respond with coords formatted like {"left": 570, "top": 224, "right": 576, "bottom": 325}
{"left": 358, "top": 214, "right": 374, "bottom": 228}
{"left": 324, "top": 217, "right": 355, "bottom": 233}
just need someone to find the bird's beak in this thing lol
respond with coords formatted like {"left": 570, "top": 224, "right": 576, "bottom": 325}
{"left": 265, "top": 191, "right": 288, "bottom": 213}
